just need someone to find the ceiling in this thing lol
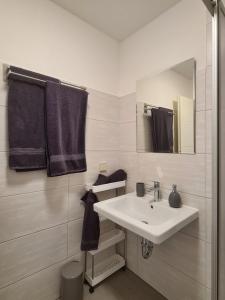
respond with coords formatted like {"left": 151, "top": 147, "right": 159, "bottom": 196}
{"left": 51, "top": 0, "right": 181, "bottom": 40}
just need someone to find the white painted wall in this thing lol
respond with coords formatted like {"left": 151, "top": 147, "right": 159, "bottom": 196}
{"left": 0, "top": 0, "right": 119, "bottom": 96}
{"left": 136, "top": 69, "right": 193, "bottom": 109}
{"left": 119, "top": 0, "right": 206, "bottom": 96}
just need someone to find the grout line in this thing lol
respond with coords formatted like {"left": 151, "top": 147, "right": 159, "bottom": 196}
{"left": 0, "top": 219, "right": 82, "bottom": 246}
{"left": 0, "top": 253, "right": 81, "bottom": 291}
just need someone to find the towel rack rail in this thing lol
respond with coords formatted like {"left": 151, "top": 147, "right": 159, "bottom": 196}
{"left": 3, "top": 64, "right": 87, "bottom": 91}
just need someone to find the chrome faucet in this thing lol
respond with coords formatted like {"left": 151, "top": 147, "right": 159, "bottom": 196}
{"left": 146, "top": 181, "right": 160, "bottom": 202}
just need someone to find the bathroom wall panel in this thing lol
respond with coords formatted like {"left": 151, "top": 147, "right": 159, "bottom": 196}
{"left": 119, "top": 93, "right": 136, "bottom": 122}
{"left": 196, "top": 69, "right": 206, "bottom": 112}
{"left": 0, "top": 105, "right": 7, "bottom": 151}
{"left": 68, "top": 219, "right": 83, "bottom": 257}
{"left": 118, "top": 151, "right": 138, "bottom": 184}
{"left": 0, "top": 85, "right": 120, "bottom": 298}
{"left": 0, "top": 225, "right": 67, "bottom": 289}
{"left": 206, "top": 154, "right": 212, "bottom": 198}
{"left": 126, "top": 230, "right": 139, "bottom": 274}
{"left": 196, "top": 110, "right": 206, "bottom": 154}
{"left": 87, "top": 88, "right": 119, "bottom": 122}
{"left": 0, "top": 152, "right": 68, "bottom": 197}
{"left": 0, "top": 254, "right": 80, "bottom": 300}
{"left": 206, "top": 66, "right": 212, "bottom": 110}
{"left": 137, "top": 153, "right": 206, "bottom": 197}
{"left": 0, "top": 187, "right": 68, "bottom": 243}
{"left": 206, "top": 22, "right": 212, "bottom": 67}
{"left": 119, "top": 121, "right": 136, "bottom": 152}
{"left": 86, "top": 119, "right": 119, "bottom": 151}
{"left": 68, "top": 185, "right": 85, "bottom": 221}
{"left": 138, "top": 250, "right": 211, "bottom": 300}
{"left": 154, "top": 232, "right": 209, "bottom": 287}
{"left": 0, "top": 80, "right": 7, "bottom": 107}
{"left": 206, "top": 110, "right": 212, "bottom": 154}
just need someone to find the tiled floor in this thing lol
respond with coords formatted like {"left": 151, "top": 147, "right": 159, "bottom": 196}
{"left": 84, "top": 269, "right": 167, "bottom": 300}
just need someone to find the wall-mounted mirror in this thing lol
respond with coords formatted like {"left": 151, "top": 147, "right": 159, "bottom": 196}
{"left": 136, "top": 58, "right": 196, "bottom": 154}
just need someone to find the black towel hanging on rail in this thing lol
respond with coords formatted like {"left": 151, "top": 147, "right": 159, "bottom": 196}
{"left": 7, "top": 66, "right": 88, "bottom": 176}
{"left": 7, "top": 66, "right": 60, "bottom": 171}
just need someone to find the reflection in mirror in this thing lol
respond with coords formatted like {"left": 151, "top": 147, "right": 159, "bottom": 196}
{"left": 136, "top": 58, "right": 196, "bottom": 154}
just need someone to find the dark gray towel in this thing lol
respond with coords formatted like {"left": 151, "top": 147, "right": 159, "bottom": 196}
{"left": 93, "top": 169, "right": 127, "bottom": 186}
{"left": 151, "top": 108, "right": 173, "bottom": 153}
{"left": 81, "top": 191, "right": 100, "bottom": 251}
{"left": 8, "top": 66, "right": 60, "bottom": 171}
{"left": 45, "top": 82, "right": 88, "bottom": 176}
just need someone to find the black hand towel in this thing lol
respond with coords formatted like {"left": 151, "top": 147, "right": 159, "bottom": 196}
{"left": 93, "top": 169, "right": 127, "bottom": 186}
{"left": 8, "top": 66, "right": 59, "bottom": 171}
{"left": 151, "top": 108, "right": 173, "bottom": 153}
{"left": 45, "top": 82, "right": 88, "bottom": 176}
{"left": 81, "top": 191, "right": 100, "bottom": 251}
{"left": 108, "top": 169, "right": 127, "bottom": 183}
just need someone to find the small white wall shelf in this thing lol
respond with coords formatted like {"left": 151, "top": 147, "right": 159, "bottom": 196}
{"left": 85, "top": 180, "right": 126, "bottom": 193}
{"left": 84, "top": 179, "right": 126, "bottom": 293}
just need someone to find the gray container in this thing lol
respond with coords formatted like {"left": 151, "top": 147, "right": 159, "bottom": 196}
{"left": 61, "top": 261, "right": 84, "bottom": 300}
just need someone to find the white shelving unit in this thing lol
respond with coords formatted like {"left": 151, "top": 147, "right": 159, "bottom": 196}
{"left": 85, "top": 180, "right": 126, "bottom": 293}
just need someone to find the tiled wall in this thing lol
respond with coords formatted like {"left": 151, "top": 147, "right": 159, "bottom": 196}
{"left": 118, "top": 14, "right": 213, "bottom": 300}
{"left": 0, "top": 67, "right": 120, "bottom": 300}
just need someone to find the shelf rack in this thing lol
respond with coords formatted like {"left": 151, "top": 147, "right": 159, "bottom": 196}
{"left": 84, "top": 180, "right": 126, "bottom": 293}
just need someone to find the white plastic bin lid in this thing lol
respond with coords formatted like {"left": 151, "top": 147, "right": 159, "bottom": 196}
{"left": 61, "top": 261, "right": 84, "bottom": 279}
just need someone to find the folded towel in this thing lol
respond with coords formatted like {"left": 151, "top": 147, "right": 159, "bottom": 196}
{"left": 8, "top": 66, "right": 60, "bottom": 171}
{"left": 93, "top": 174, "right": 108, "bottom": 186}
{"left": 93, "top": 169, "right": 127, "bottom": 186}
{"left": 45, "top": 82, "right": 88, "bottom": 176}
{"left": 81, "top": 191, "right": 100, "bottom": 251}
{"left": 108, "top": 169, "right": 127, "bottom": 183}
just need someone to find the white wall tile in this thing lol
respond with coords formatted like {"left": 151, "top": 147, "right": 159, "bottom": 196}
{"left": 0, "top": 225, "right": 67, "bottom": 288}
{"left": 196, "top": 69, "right": 206, "bottom": 112}
{"left": 0, "top": 106, "right": 7, "bottom": 151}
{"left": 138, "top": 251, "right": 210, "bottom": 300}
{"left": 68, "top": 219, "right": 83, "bottom": 257}
{"left": 138, "top": 153, "right": 206, "bottom": 197}
{"left": 119, "top": 122, "right": 136, "bottom": 152}
{"left": 206, "top": 22, "right": 212, "bottom": 67}
{"left": 0, "top": 81, "right": 7, "bottom": 107}
{"left": 68, "top": 185, "right": 85, "bottom": 221}
{"left": 154, "top": 232, "right": 209, "bottom": 287}
{"left": 206, "top": 110, "right": 212, "bottom": 154}
{"left": 206, "top": 66, "right": 212, "bottom": 110}
{"left": 87, "top": 88, "right": 119, "bottom": 122}
{"left": 119, "top": 93, "right": 136, "bottom": 122}
{"left": 0, "top": 255, "right": 80, "bottom": 300}
{"left": 119, "top": 151, "right": 138, "bottom": 183}
{"left": 0, "top": 187, "right": 68, "bottom": 243}
{"left": 126, "top": 230, "right": 139, "bottom": 274}
{"left": 0, "top": 152, "right": 68, "bottom": 197}
{"left": 206, "top": 154, "right": 212, "bottom": 198}
{"left": 86, "top": 119, "right": 119, "bottom": 151}
{"left": 196, "top": 110, "right": 206, "bottom": 153}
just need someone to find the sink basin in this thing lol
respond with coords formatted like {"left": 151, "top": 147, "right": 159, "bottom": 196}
{"left": 94, "top": 193, "right": 198, "bottom": 244}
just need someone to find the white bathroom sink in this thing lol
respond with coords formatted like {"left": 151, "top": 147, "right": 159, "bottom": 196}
{"left": 94, "top": 193, "right": 198, "bottom": 244}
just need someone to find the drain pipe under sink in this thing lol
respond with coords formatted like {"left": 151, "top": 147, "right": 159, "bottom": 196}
{"left": 141, "top": 238, "right": 154, "bottom": 259}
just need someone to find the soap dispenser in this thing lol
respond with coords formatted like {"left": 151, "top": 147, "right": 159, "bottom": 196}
{"left": 168, "top": 184, "right": 182, "bottom": 208}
